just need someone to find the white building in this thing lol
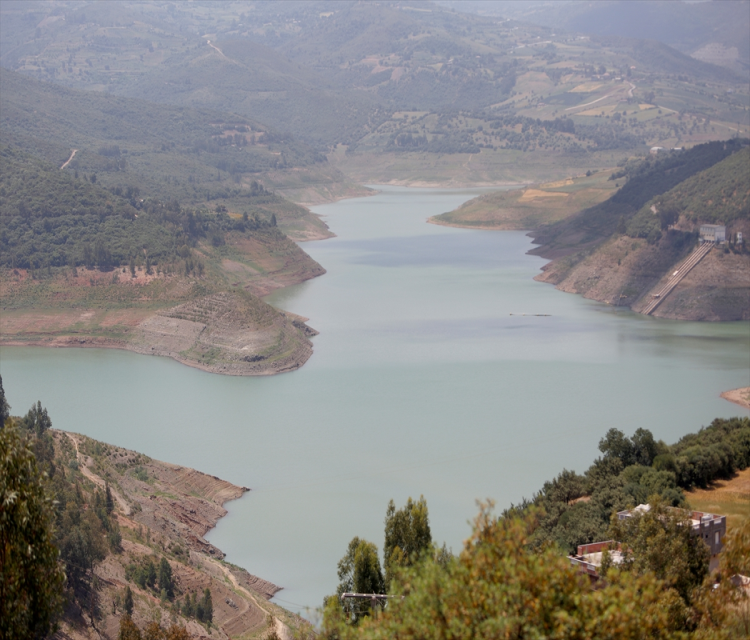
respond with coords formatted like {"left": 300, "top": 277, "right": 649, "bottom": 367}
{"left": 700, "top": 224, "right": 726, "bottom": 243}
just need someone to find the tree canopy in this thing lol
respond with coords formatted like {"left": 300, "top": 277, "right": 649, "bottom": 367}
{"left": 383, "top": 495, "right": 432, "bottom": 590}
{"left": 324, "top": 504, "right": 683, "bottom": 639}
{"left": 0, "top": 422, "right": 65, "bottom": 640}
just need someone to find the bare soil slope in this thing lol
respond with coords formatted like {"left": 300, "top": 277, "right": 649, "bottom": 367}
{"left": 536, "top": 237, "right": 750, "bottom": 321}
{"left": 50, "top": 430, "right": 305, "bottom": 640}
{"left": 0, "top": 228, "right": 324, "bottom": 375}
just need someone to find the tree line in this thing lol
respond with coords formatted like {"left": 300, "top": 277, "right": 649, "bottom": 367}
{"left": 0, "top": 146, "right": 280, "bottom": 271}
{"left": 321, "top": 418, "right": 750, "bottom": 638}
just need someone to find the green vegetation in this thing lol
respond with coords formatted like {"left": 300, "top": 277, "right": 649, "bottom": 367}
{"left": 323, "top": 418, "right": 750, "bottom": 638}
{"left": 606, "top": 499, "right": 709, "bottom": 610}
{"left": 0, "top": 398, "right": 65, "bottom": 640}
{"left": 0, "top": 67, "right": 325, "bottom": 193}
{"left": 626, "top": 147, "right": 750, "bottom": 241}
{"left": 506, "top": 418, "right": 750, "bottom": 556}
{"left": 323, "top": 504, "right": 750, "bottom": 639}
{"left": 0, "top": 380, "right": 245, "bottom": 638}
{"left": 0, "top": 143, "right": 296, "bottom": 272}
{"left": 1, "top": 0, "right": 747, "bottom": 161}
{"left": 330, "top": 497, "right": 437, "bottom": 623}
{"left": 532, "top": 139, "right": 748, "bottom": 255}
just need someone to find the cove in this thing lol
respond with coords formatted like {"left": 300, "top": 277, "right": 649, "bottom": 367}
{"left": 1, "top": 185, "right": 747, "bottom": 617}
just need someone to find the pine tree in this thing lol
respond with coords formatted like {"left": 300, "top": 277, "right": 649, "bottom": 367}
{"left": 383, "top": 496, "right": 432, "bottom": 590}
{"left": 105, "top": 483, "right": 114, "bottom": 514}
{"left": 158, "top": 558, "right": 174, "bottom": 599}
{"left": 0, "top": 375, "right": 9, "bottom": 428}
{"left": 0, "top": 424, "right": 65, "bottom": 639}
{"left": 124, "top": 586, "right": 134, "bottom": 616}
{"left": 202, "top": 588, "right": 213, "bottom": 623}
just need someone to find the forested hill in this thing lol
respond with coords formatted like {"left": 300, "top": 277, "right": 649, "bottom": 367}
{"left": 623, "top": 146, "right": 750, "bottom": 241}
{"left": 530, "top": 140, "right": 749, "bottom": 321}
{"left": 0, "top": 68, "right": 325, "bottom": 202}
{"left": 507, "top": 417, "right": 750, "bottom": 555}
{"left": 530, "top": 139, "right": 748, "bottom": 257}
{"left": 641, "top": 147, "right": 750, "bottom": 226}
{"left": 2, "top": 0, "right": 747, "bottom": 163}
{"left": 0, "top": 145, "right": 281, "bottom": 270}
{"left": 450, "top": 0, "right": 750, "bottom": 76}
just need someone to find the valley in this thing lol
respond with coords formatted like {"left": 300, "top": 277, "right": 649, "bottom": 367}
{"left": 1, "top": 2, "right": 749, "bottom": 637}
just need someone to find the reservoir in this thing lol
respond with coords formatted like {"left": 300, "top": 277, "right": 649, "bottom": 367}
{"left": 1, "top": 186, "right": 748, "bottom": 616}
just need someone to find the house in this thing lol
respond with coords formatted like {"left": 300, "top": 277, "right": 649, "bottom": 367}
{"left": 699, "top": 224, "right": 726, "bottom": 243}
{"left": 568, "top": 540, "right": 623, "bottom": 580}
{"left": 618, "top": 504, "right": 727, "bottom": 570}
{"left": 650, "top": 146, "right": 665, "bottom": 155}
{"left": 570, "top": 505, "right": 728, "bottom": 578}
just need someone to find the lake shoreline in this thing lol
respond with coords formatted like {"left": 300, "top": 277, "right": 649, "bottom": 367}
{"left": 0, "top": 325, "right": 314, "bottom": 377}
{"left": 46, "top": 428, "right": 294, "bottom": 639}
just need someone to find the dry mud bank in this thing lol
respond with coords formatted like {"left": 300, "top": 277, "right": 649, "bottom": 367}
{"left": 535, "top": 238, "right": 750, "bottom": 321}
{"left": 1, "top": 290, "right": 317, "bottom": 377}
{"left": 51, "top": 429, "right": 301, "bottom": 639}
{"left": 722, "top": 387, "right": 750, "bottom": 411}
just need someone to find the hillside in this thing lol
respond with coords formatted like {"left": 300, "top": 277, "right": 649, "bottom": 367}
{"left": 2, "top": 397, "right": 305, "bottom": 639}
{"left": 1, "top": 0, "right": 747, "bottom": 187}
{"left": 0, "top": 146, "right": 325, "bottom": 374}
{"left": 0, "top": 68, "right": 343, "bottom": 238}
{"left": 429, "top": 169, "right": 619, "bottom": 230}
{"left": 450, "top": 0, "right": 750, "bottom": 75}
{"left": 531, "top": 143, "right": 750, "bottom": 320}
{"left": 529, "top": 139, "right": 747, "bottom": 258}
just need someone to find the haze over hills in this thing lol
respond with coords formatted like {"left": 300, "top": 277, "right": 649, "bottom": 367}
{"left": 1, "top": 0, "right": 746, "bottom": 172}
{"left": 438, "top": 0, "right": 750, "bottom": 75}
{"left": 0, "top": 0, "right": 747, "bottom": 325}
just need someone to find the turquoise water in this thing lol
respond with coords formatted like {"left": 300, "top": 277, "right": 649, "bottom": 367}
{"left": 1, "top": 186, "right": 748, "bottom": 616}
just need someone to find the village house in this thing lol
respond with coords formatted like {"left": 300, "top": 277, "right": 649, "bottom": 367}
{"left": 569, "top": 505, "right": 728, "bottom": 578}
{"left": 618, "top": 504, "right": 727, "bottom": 570}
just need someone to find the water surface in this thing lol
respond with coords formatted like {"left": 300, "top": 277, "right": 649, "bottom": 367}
{"left": 1, "top": 186, "right": 747, "bottom": 615}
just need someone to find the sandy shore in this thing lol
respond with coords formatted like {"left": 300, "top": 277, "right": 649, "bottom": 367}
{"left": 721, "top": 387, "right": 750, "bottom": 411}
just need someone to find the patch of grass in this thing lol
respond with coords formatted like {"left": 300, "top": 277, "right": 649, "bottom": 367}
{"left": 686, "top": 468, "right": 750, "bottom": 531}
{"left": 432, "top": 169, "right": 619, "bottom": 230}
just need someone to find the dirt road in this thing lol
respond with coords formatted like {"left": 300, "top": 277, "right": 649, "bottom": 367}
{"left": 67, "top": 432, "right": 131, "bottom": 515}
{"left": 60, "top": 149, "right": 77, "bottom": 170}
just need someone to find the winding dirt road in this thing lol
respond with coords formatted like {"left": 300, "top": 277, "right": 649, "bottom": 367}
{"left": 66, "top": 432, "right": 131, "bottom": 515}
{"left": 214, "top": 561, "right": 292, "bottom": 640}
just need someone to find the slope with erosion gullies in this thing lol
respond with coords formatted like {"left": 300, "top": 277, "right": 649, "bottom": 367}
{"left": 0, "top": 147, "right": 324, "bottom": 374}
{"left": 533, "top": 142, "right": 750, "bottom": 321}
{"left": 0, "top": 68, "right": 340, "bottom": 236}
{"left": 34, "top": 423, "right": 300, "bottom": 639}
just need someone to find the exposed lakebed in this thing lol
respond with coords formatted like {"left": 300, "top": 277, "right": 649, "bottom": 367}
{"left": 1, "top": 186, "right": 748, "bottom": 616}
